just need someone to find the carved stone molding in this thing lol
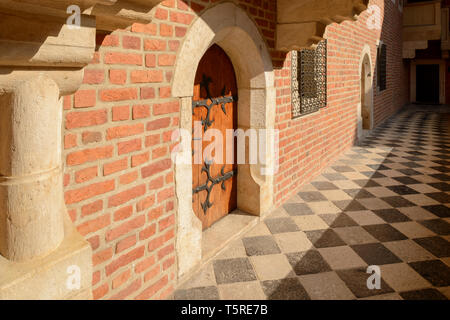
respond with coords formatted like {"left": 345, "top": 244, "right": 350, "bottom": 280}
{"left": 276, "top": 0, "right": 369, "bottom": 50}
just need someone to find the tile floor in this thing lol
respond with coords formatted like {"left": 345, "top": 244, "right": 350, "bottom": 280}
{"left": 173, "top": 106, "right": 450, "bottom": 300}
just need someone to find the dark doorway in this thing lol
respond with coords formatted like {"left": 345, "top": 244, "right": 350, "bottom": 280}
{"left": 416, "top": 64, "right": 440, "bottom": 104}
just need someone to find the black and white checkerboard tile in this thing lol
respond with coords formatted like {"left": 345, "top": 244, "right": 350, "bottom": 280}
{"left": 173, "top": 106, "right": 450, "bottom": 300}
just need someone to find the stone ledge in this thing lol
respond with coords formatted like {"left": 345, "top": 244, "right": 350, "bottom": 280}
{"left": 0, "top": 216, "right": 92, "bottom": 300}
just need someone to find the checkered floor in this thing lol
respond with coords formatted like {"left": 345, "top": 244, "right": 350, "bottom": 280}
{"left": 173, "top": 106, "right": 450, "bottom": 300}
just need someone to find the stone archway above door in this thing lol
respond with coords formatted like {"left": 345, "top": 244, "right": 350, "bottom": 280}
{"left": 171, "top": 2, "right": 276, "bottom": 279}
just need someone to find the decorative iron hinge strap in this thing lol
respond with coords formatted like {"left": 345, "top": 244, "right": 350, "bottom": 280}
{"left": 193, "top": 162, "right": 237, "bottom": 215}
{"left": 192, "top": 95, "right": 237, "bottom": 132}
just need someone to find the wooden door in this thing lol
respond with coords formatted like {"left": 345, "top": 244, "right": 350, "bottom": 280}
{"left": 192, "top": 44, "right": 238, "bottom": 230}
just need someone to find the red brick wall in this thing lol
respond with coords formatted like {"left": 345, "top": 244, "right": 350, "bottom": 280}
{"left": 63, "top": 0, "right": 408, "bottom": 299}
{"left": 274, "top": 0, "right": 409, "bottom": 206}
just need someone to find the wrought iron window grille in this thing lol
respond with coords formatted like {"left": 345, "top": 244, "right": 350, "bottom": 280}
{"left": 291, "top": 40, "right": 327, "bottom": 119}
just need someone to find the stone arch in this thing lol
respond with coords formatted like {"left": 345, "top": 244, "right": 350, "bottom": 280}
{"left": 171, "top": 2, "right": 276, "bottom": 278}
{"left": 357, "top": 44, "right": 374, "bottom": 140}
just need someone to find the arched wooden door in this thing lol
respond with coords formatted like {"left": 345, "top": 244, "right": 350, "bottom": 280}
{"left": 192, "top": 44, "right": 238, "bottom": 230}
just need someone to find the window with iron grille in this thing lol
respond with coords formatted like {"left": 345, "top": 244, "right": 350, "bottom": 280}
{"left": 291, "top": 40, "right": 327, "bottom": 119}
{"left": 377, "top": 43, "right": 387, "bottom": 91}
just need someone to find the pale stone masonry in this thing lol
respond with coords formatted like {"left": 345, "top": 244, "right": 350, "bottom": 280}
{"left": 0, "top": 0, "right": 412, "bottom": 300}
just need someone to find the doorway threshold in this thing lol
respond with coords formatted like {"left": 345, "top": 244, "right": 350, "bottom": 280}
{"left": 178, "top": 210, "right": 259, "bottom": 287}
{"left": 202, "top": 210, "right": 259, "bottom": 261}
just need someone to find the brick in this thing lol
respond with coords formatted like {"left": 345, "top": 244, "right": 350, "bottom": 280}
{"left": 67, "top": 146, "right": 113, "bottom": 166}
{"left": 100, "top": 88, "right": 138, "bottom": 102}
{"left": 148, "top": 205, "right": 164, "bottom": 221}
{"left": 170, "top": 11, "right": 194, "bottom": 25}
{"left": 76, "top": 213, "right": 111, "bottom": 236}
{"left": 163, "top": 256, "right": 175, "bottom": 271}
{"left": 144, "top": 39, "right": 166, "bottom": 51}
{"left": 145, "top": 54, "right": 156, "bottom": 67}
{"left": 93, "top": 283, "right": 109, "bottom": 300}
{"left": 112, "top": 105, "right": 130, "bottom": 121}
{"left": 65, "top": 180, "right": 115, "bottom": 205}
{"left": 152, "top": 146, "right": 168, "bottom": 160}
{"left": 157, "top": 187, "right": 174, "bottom": 203}
{"left": 175, "top": 26, "right": 187, "bottom": 37}
{"left": 120, "top": 171, "right": 138, "bottom": 185}
{"left": 146, "top": 117, "right": 171, "bottom": 131}
{"left": 141, "top": 87, "right": 156, "bottom": 100}
{"left": 139, "top": 224, "right": 156, "bottom": 241}
{"left": 122, "top": 35, "right": 141, "bottom": 50}
{"left": 75, "top": 166, "right": 98, "bottom": 183}
{"left": 158, "top": 54, "right": 176, "bottom": 66}
{"left": 87, "top": 235, "right": 100, "bottom": 251}
{"left": 116, "top": 234, "right": 137, "bottom": 254}
{"left": 109, "top": 69, "right": 127, "bottom": 85}
{"left": 131, "top": 23, "right": 157, "bottom": 35}
{"left": 145, "top": 134, "right": 160, "bottom": 147}
{"left": 153, "top": 101, "right": 179, "bottom": 115}
{"left": 118, "top": 138, "right": 142, "bottom": 155}
{"left": 105, "top": 245, "right": 145, "bottom": 276}
{"left": 149, "top": 176, "right": 164, "bottom": 190}
{"left": 106, "top": 215, "right": 145, "bottom": 242}
{"left": 135, "top": 274, "right": 168, "bottom": 300}
{"left": 112, "top": 269, "right": 132, "bottom": 289}
{"left": 107, "top": 123, "right": 144, "bottom": 140}
{"left": 155, "top": 8, "right": 168, "bottom": 20}
{"left": 110, "top": 279, "right": 142, "bottom": 300}
{"left": 104, "top": 158, "right": 128, "bottom": 176}
{"left": 63, "top": 95, "right": 72, "bottom": 110}
{"left": 92, "top": 271, "right": 101, "bottom": 286}
{"left": 64, "top": 174, "right": 71, "bottom": 187}
{"left": 64, "top": 134, "right": 77, "bottom": 149}
{"left": 108, "top": 184, "right": 146, "bottom": 208}
{"left": 160, "top": 24, "right": 173, "bottom": 37}
{"left": 131, "top": 70, "right": 164, "bottom": 83}
{"left": 159, "top": 87, "right": 171, "bottom": 98}
{"left": 74, "top": 90, "right": 96, "bottom": 108}
{"left": 165, "top": 172, "right": 174, "bottom": 184}
{"left": 166, "top": 200, "right": 174, "bottom": 212}
{"left": 132, "top": 152, "right": 150, "bottom": 167}
{"left": 135, "top": 255, "right": 156, "bottom": 273}
{"left": 161, "top": 130, "right": 173, "bottom": 143}
{"left": 143, "top": 265, "right": 160, "bottom": 284}
{"left": 81, "top": 200, "right": 103, "bottom": 217}
{"left": 132, "top": 104, "right": 151, "bottom": 119}
{"left": 157, "top": 243, "right": 174, "bottom": 260}
{"left": 98, "top": 34, "right": 119, "bottom": 47}
{"left": 68, "top": 208, "right": 76, "bottom": 222}
{"left": 83, "top": 69, "right": 104, "bottom": 84}
{"left": 82, "top": 131, "right": 102, "bottom": 144}
{"left": 66, "top": 109, "right": 107, "bottom": 129}
{"left": 159, "top": 214, "right": 174, "bottom": 232}
{"left": 141, "top": 159, "right": 171, "bottom": 178}
{"left": 136, "top": 195, "right": 155, "bottom": 212}
{"left": 104, "top": 52, "right": 142, "bottom": 65}
{"left": 93, "top": 247, "right": 113, "bottom": 266}
{"left": 161, "top": 0, "right": 175, "bottom": 8}
{"left": 113, "top": 205, "right": 133, "bottom": 222}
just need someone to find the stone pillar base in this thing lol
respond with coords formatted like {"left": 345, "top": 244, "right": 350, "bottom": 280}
{"left": 0, "top": 214, "right": 92, "bottom": 300}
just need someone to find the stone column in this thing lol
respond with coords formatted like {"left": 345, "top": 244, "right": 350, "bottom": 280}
{"left": 0, "top": 75, "right": 65, "bottom": 261}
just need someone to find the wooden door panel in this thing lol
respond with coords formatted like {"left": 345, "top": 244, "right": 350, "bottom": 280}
{"left": 192, "top": 44, "right": 238, "bottom": 230}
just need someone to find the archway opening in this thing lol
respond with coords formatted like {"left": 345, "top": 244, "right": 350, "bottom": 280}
{"left": 357, "top": 49, "right": 374, "bottom": 141}
{"left": 171, "top": 2, "right": 276, "bottom": 279}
